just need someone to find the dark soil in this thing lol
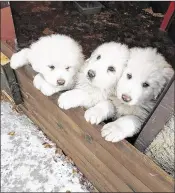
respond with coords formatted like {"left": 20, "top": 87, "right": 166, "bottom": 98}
{"left": 10, "top": 1, "right": 175, "bottom": 68}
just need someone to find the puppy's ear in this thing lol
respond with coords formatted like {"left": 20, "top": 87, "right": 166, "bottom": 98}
{"left": 153, "top": 66, "right": 174, "bottom": 100}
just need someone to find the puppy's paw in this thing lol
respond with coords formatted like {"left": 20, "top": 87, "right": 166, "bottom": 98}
{"left": 33, "top": 74, "right": 43, "bottom": 90}
{"left": 101, "top": 122, "right": 126, "bottom": 143}
{"left": 58, "top": 91, "right": 79, "bottom": 110}
{"left": 33, "top": 74, "right": 57, "bottom": 96}
{"left": 10, "top": 49, "right": 29, "bottom": 69}
{"left": 40, "top": 85, "right": 58, "bottom": 96}
{"left": 84, "top": 107, "right": 105, "bottom": 125}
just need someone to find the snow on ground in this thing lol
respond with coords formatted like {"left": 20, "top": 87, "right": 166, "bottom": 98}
{"left": 1, "top": 101, "right": 94, "bottom": 192}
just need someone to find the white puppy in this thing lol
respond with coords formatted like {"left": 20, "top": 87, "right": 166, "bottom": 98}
{"left": 10, "top": 34, "right": 84, "bottom": 96}
{"left": 94, "top": 47, "right": 174, "bottom": 142}
{"left": 58, "top": 42, "right": 130, "bottom": 124}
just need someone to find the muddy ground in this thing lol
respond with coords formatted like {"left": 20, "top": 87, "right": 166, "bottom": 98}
{"left": 10, "top": 1, "right": 175, "bottom": 68}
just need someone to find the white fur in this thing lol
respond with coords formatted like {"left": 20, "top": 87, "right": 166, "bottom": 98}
{"left": 102, "top": 115, "right": 141, "bottom": 142}
{"left": 33, "top": 74, "right": 60, "bottom": 96}
{"left": 58, "top": 42, "right": 130, "bottom": 121}
{"left": 10, "top": 34, "right": 84, "bottom": 96}
{"left": 84, "top": 100, "right": 115, "bottom": 125}
{"left": 101, "top": 47, "right": 174, "bottom": 142}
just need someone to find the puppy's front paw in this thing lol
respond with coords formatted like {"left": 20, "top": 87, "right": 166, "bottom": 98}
{"left": 33, "top": 75, "right": 57, "bottom": 96}
{"left": 85, "top": 107, "right": 105, "bottom": 125}
{"left": 101, "top": 122, "right": 126, "bottom": 143}
{"left": 58, "top": 92, "right": 79, "bottom": 110}
{"left": 33, "top": 74, "right": 43, "bottom": 90}
{"left": 40, "top": 85, "right": 57, "bottom": 96}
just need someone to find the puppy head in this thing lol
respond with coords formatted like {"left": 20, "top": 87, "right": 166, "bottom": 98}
{"left": 83, "top": 42, "right": 129, "bottom": 90}
{"left": 30, "top": 34, "right": 84, "bottom": 87}
{"left": 117, "top": 47, "right": 174, "bottom": 106}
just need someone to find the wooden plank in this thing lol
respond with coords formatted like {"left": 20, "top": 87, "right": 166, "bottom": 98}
{"left": 134, "top": 80, "right": 175, "bottom": 152}
{"left": 14, "top": 66, "right": 174, "bottom": 192}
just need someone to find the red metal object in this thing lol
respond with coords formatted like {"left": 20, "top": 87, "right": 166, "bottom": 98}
{"left": 160, "top": 1, "right": 175, "bottom": 31}
{"left": 1, "top": 6, "right": 16, "bottom": 41}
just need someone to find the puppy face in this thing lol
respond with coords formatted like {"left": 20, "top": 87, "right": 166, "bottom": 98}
{"left": 83, "top": 42, "right": 129, "bottom": 90}
{"left": 29, "top": 34, "right": 84, "bottom": 87}
{"left": 117, "top": 47, "right": 174, "bottom": 106}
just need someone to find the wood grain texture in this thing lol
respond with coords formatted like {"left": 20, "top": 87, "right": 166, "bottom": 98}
{"left": 14, "top": 66, "right": 174, "bottom": 192}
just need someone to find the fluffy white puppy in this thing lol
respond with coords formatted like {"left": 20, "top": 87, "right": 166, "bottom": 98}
{"left": 91, "top": 47, "right": 174, "bottom": 142}
{"left": 10, "top": 34, "right": 84, "bottom": 96}
{"left": 58, "top": 42, "right": 130, "bottom": 124}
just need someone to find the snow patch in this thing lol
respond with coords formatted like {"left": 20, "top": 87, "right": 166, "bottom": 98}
{"left": 1, "top": 101, "right": 94, "bottom": 192}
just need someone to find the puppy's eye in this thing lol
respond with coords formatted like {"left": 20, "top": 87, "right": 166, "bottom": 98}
{"left": 127, "top": 73, "right": 132, "bottom": 79}
{"left": 65, "top": 66, "right": 71, "bottom": 71}
{"left": 107, "top": 66, "right": 115, "bottom": 72}
{"left": 49, "top": 65, "right": 55, "bottom": 70}
{"left": 97, "top": 55, "right": 101, "bottom": 60}
{"left": 142, "top": 82, "right": 150, "bottom": 88}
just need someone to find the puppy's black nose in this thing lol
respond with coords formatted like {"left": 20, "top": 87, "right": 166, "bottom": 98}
{"left": 87, "top": 70, "right": 96, "bottom": 79}
{"left": 122, "top": 94, "right": 132, "bottom": 102}
{"left": 57, "top": 79, "right": 65, "bottom": 86}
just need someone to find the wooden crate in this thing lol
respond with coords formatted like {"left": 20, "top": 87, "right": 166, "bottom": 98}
{"left": 1, "top": 3, "right": 174, "bottom": 191}
{"left": 1, "top": 41, "right": 174, "bottom": 192}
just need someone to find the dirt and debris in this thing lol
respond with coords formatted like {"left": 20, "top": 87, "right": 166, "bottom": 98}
{"left": 10, "top": 2, "right": 175, "bottom": 67}
{"left": 8, "top": 131, "right": 15, "bottom": 136}
{"left": 142, "top": 7, "right": 164, "bottom": 18}
{"left": 42, "top": 27, "right": 55, "bottom": 35}
{"left": 42, "top": 142, "right": 53, "bottom": 148}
